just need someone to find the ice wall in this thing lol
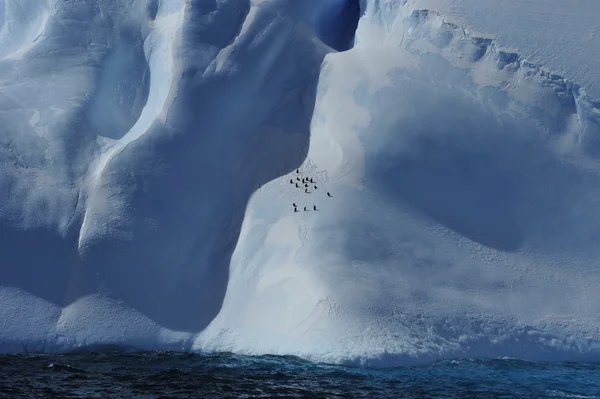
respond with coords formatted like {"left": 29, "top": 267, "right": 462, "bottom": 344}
{"left": 0, "top": 0, "right": 354, "bottom": 348}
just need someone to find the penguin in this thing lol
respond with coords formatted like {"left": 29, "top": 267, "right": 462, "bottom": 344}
{"left": 296, "top": 177, "right": 300, "bottom": 181}
{"left": 294, "top": 208, "right": 299, "bottom": 213}
{"left": 305, "top": 184, "right": 308, "bottom": 187}
{"left": 304, "top": 206, "right": 308, "bottom": 211}
{"left": 313, "top": 205, "right": 317, "bottom": 211}
{"left": 305, "top": 188, "right": 310, "bottom": 193}
{"left": 327, "top": 192, "right": 332, "bottom": 197}
{"left": 296, "top": 183, "right": 300, "bottom": 188}
{"left": 296, "top": 169, "right": 299, "bottom": 173}
{"left": 290, "top": 179, "right": 293, "bottom": 184}
{"left": 314, "top": 185, "right": 317, "bottom": 190}
{"left": 293, "top": 203, "right": 297, "bottom": 207}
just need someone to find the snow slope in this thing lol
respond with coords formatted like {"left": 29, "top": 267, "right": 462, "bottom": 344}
{"left": 1, "top": 0, "right": 600, "bottom": 365}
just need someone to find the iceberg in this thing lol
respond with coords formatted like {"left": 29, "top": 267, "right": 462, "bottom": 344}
{"left": 0, "top": 0, "right": 599, "bottom": 365}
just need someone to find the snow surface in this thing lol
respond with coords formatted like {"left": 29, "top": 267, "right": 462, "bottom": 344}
{"left": 406, "top": 0, "right": 600, "bottom": 99}
{"left": 1, "top": 0, "right": 600, "bottom": 366}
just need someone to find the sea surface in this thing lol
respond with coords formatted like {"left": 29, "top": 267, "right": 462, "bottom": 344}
{"left": 0, "top": 352, "right": 599, "bottom": 398}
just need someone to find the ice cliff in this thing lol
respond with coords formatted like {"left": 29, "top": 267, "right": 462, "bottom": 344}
{"left": 1, "top": 0, "right": 600, "bottom": 366}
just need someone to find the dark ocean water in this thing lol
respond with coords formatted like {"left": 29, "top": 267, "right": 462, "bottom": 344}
{"left": 0, "top": 352, "right": 599, "bottom": 398}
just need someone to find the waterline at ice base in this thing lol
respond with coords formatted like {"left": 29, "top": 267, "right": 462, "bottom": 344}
{"left": 1, "top": 0, "right": 600, "bottom": 366}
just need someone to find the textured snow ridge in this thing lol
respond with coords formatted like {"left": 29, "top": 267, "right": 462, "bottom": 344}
{"left": 1, "top": 0, "right": 600, "bottom": 366}
{"left": 403, "top": 0, "right": 600, "bottom": 99}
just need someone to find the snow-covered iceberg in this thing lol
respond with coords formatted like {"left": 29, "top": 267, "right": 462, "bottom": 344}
{"left": 1, "top": 0, "right": 599, "bottom": 365}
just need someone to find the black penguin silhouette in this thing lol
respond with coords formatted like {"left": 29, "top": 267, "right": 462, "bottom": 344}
{"left": 290, "top": 179, "right": 293, "bottom": 184}
{"left": 296, "top": 177, "right": 300, "bottom": 181}
{"left": 296, "top": 169, "right": 299, "bottom": 173}
{"left": 304, "top": 206, "right": 308, "bottom": 211}
{"left": 313, "top": 205, "right": 317, "bottom": 211}
{"left": 305, "top": 184, "right": 308, "bottom": 187}
{"left": 305, "top": 188, "right": 309, "bottom": 193}
{"left": 293, "top": 203, "right": 297, "bottom": 207}
{"left": 296, "top": 183, "right": 300, "bottom": 187}
{"left": 314, "top": 185, "right": 317, "bottom": 189}
{"left": 327, "top": 192, "right": 332, "bottom": 197}
{"left": 294, "top": 208, "right": 299, "bottom": 213}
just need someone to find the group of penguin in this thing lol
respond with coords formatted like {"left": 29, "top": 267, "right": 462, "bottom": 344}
{"left": 291, "top": 168, "right": 332, "bottom": 213}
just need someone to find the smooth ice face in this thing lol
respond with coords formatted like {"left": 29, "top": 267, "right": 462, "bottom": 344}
{"left": 1, "top": 0, "right": 600, "bottom": 365}
{"left": 197, "top": 3, "right": 600, "bottom": 364}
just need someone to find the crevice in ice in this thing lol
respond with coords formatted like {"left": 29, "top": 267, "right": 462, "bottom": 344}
{"left": 146, "top": 0, "right": 158, "bottom": 21}
{"left": 316, "top": 0, "right": 361, "bottom": 52}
